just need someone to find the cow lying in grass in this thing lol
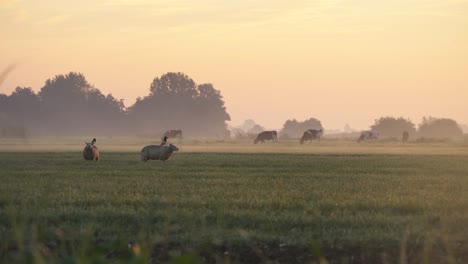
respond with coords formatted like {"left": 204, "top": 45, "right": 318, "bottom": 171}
{"left": 141, "top": 144, "right": 179, "bottom": 162}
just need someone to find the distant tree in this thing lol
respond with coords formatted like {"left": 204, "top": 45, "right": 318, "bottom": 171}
{"left": 418, "top": 117, "right": 463, "bottom": 139}
{"left": 370, "top": 117, "right": 416, "bottom": 139}
{"left": 0, "top": 93, "right": 8, "bottom": 114}
{"left": 280, "top": 118, "right": 323, "bottom": 138}
{"left": 344, "top": 123, "right": 353, "bottom": 133}
{"left": 240, "top": 119, "right": 258, "bottom": 132}
{"left": 460, "top": 124, "right": 468, "bottom": 134}
{"left": 0, "top": 87, "right": 41, "bottom": 137}
{"left": 247, "top": 124, "right": 265, "bottom": 134}
{"left": 194, "top": 83, "right": 231, "bottom": 136}
{"left": 229, "top": 119, "right": 265, "bottom": 140}
{"left": 39, "top": 72, "right": 126, "bottom": 136}
{"left": 150, "top": 72, "right": 198, "bottom": 98}
{"left": 7, "top": 87, "right": 41, "bottom": 122}
{"left": 129, "top": 72, "right": 230, "bottom": 137}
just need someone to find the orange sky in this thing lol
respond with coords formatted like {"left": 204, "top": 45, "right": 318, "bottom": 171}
{"left": 1, "top": 0, "right": 467, "bottom": 130}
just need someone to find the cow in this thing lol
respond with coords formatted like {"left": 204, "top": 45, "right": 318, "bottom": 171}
{"left": 162, "top": 129, "right": 183, "bottom": 139}
{"left": 402, "top": 131, "right": 409, "bottom": 142}
{"left": 83, "top": 138, "right": 99, "bottom": 161}
{"left": 300, "top": 129, "right": 323, "bottom": 144}
{"left": 254, "top": 131, "right": 278, "bottom": 144}
{"left": 357, "top": 130, "right": 379, "bottom": 142}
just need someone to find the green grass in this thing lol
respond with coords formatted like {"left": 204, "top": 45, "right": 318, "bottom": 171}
{"left": 0, "top": 141, "right": 467, "bottom": 263}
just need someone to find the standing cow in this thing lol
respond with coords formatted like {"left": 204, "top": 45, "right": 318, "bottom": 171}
{"left": 357, "top": 131, "right": 379, "bottom": 142}
{"left": 254, "top": 131, "right": 278, "bottom": 144}
{"left": 83, "top": 138, "right": 99, "bottom": 161}
{"left": 300, "top": 129, "right": 323, "bottom": 144}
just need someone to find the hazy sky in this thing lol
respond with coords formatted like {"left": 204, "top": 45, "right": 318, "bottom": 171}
{"left": 1, "top": 0, "right": 467, "bottom": 130}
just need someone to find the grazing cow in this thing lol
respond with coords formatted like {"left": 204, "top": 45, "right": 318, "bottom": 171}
{"left": 300, "top": 129, "right": 323, "bottom": 144}
{"left": 141, "top": 144, "right": 179, "bottom": 162}
{"left": 83, "top": 138, "right": 99, "bottom": 161}
{"left": 254, "top": 131, "right": 278, "bottom": 144}
{"left": 402, "top": 131, "right": 409, "bottom": 142}
{"left": 357, "top": 130, "right": 380, "bottom": 142}
{"left": 162, "top": 129, "right": 183, "bottom": 139}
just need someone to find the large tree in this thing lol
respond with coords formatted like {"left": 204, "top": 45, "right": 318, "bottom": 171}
{"left": 418, "top": 117, "right": 463, "bottom": 139}
{"left": 39, "top": 72, "right": 125, "bottom": 136}
{"left": 371, "top": 117, "right": 416, "bottom": 139}
{"left": 129, "top": 72, "right": 230, "bottom": 137}
{"left": 0, "top": 87, "right": 41, "bottom": 137}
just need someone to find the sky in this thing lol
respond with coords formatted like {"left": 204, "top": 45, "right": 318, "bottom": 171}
{"left": 1, "top": 0, "right": 467, "bottom": 130}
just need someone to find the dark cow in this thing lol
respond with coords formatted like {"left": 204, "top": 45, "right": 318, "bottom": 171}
{"left": 300, "top": 129, "right": 323, "bottom": 144}
{"left": 83, "top": 138, "right": 99, "bottom": 161}
{"left": 254, "top": 131, "right": 278, "bottom": 144}
{"left": 402, "top": 131, "right": 409, "bottom": 142}
{"left": 162, "top": 129, "right": 183, "bottom": 139}
{"left": 357, "top": 130, "right": 379, "bottom": 142}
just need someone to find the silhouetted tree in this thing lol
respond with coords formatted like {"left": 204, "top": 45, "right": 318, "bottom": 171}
{"left": 1, "top": 71, "right": 231, "bottom": 138}
{"left": 193, "top": 83, "right": 231, "bottom": 136}
{"left": 0, "top": 93, "right": 8, "bottom": 114}
{"left": 0, "top": 87, "right": 41, "bottom": 137}
{"left": 280, "top": 118, "right": 323, "bottom": 138}
{"left": 371, "top": 117, "right": 416, "bottom": 139}
{"left": 39, "top": 72, "right": 125, "bottom": 136}
{"left": 129, "top": 72, "right": 230, "bottom": 137}
{"left": 418, "top": 117, "right": 463, "bottom": 139}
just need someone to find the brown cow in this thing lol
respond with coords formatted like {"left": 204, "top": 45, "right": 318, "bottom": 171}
{"left": 254, "top": 131, "right": 278, "bottom": 144}
{"left": 83, "top": 138, "right": 99, "bottom": 161}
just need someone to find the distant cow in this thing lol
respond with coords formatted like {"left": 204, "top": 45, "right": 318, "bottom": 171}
{"left": 402, "top": 131, "right": 409, "bottom": 142}
{"left": 254, "top": 131, "right": 278, "bottom": 144}
{"left": 163, "top": 129, "right": 183, "bottom": 139}
{"left": 357, "top": 131, "right": 379, "bottom": 142}
{"left": 300, "top": 129, "right": 323, "bottom": 144}
{"left": 83, "top": 138, "right": 99, "bottom": 161}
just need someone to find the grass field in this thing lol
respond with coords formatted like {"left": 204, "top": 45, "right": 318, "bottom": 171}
{"left": 0, "top": 139, "right": 467, "bottom": 263}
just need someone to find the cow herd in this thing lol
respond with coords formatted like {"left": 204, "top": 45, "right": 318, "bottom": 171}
{"left": 252, "top": 128, "right": 396, "bottom": 144}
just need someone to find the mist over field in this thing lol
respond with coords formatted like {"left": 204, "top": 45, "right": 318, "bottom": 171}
{"left": 1, "top": 0, "right": 468, "bottom": 263}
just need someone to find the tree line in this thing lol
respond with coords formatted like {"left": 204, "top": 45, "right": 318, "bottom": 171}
{"left": 1, "top": 71, "right": 464, "bottom": 140}
{"left": 232, "top": 116, "right": 464, "bottom": 141}
{"left": 0, "top": 72, "right": 230, "bottom": 138}
{"left": 369, "top": 116, "right": 464, "bottom": 140}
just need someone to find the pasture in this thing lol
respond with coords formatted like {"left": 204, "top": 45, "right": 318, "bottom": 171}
{"left": 0, "top": 139, "right": 467, "bottom": 263}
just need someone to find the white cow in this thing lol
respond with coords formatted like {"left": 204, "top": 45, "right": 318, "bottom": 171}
{"left": 357, "top": 130, "right": 379, "bottom": 142}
